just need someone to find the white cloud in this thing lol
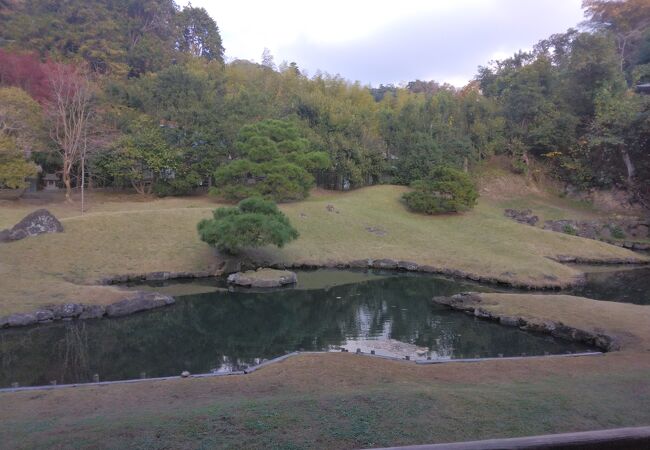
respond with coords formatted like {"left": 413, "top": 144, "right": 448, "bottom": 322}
{"left": 182, "top": 0, "right": 585, "bottom": 86}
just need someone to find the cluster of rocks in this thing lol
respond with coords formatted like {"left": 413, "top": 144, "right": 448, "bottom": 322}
{"left": 227, "top": 268, "right": 298, "bottom": 288}
{"left": 504, "top": 209, "right": 539, "bottom": 226}
{"left": 542, "top": 219, "right": 650, "bottom": 250}
{"left": 433, "top": 293, "right": 620, "bottom": 352}
{"left": 0, "top": 292, "right": 174, "bottom": 329}
{"left": 0, "top": 209, "right": 63, "bottom": 242}
{"left": 503, "top": 208, "right": 650, "bottom": 251}
{"left": 612, "top": 241, "right": 650, "bottom": 251}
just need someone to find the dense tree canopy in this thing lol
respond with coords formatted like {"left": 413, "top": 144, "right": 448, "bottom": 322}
{"left": 175, "top": 5, "right": 224, "bottom": 61}
{"left": 0, "top": 87, "right": 42, "bottom": 188}
{"left": 98, "top": 116, "right": 178, "bottom": 194}
{"left": 212, "top": 119, "right": 330, "bottom": 202}
{"left": 477, "top": 12, "right": 649, "bottom": 197}
{"left": 0, "top": 0, "right": 222, "bottom": 77}
{"left": 0, "top": 0, "right": 648, "bottom": 205}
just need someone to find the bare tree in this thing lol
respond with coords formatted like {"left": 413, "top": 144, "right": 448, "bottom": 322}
{"left": 46, "top": 63, "right": 94, "bottom": 202}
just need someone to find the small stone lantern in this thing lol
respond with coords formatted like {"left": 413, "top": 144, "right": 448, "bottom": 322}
{"left": 43, "top": 173, "right": 60, "bottom": 191}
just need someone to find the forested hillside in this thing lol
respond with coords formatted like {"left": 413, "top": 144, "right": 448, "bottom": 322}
{"left": 0, "top": 0, "right": 648, "bottom": 204}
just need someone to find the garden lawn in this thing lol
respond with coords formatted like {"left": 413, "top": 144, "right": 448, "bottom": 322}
{"left": 2, "top": 293, "right": 649, "bottom": 450}
{"left": 0, "top": 185, "right": 646, "bottom": 315}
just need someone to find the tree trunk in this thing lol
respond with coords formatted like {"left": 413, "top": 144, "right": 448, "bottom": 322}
{"left": 621, "top": 146, "right": 635, "bottom": 184}
{"left": 131, "top": 179, "right": 145, "bottom": 195}
{"left": 63, "top": 160, "right": 73, "bottom": 202}
{"left": 81, "top": 155, "right": 85, "bottom": 215}
{"left": 521, "top": 151, "right": 531, "bottom": 179}
{"left": 618, "top": 35, "right": 627, "bottom": 73}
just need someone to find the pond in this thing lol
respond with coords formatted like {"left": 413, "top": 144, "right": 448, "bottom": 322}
{"left": 568, "top": 265, "right": 650, "bottom": 305}
{"left": 0, "top": 270, "right": 597, "bottom": 388}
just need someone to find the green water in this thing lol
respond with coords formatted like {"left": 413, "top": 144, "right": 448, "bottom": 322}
{"left": 0, "top": 271, "right": 596, "bottom": 388}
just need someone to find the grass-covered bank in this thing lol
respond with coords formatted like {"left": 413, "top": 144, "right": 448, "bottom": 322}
{"left": 465, "top": 293, "right": 650, "bottom": 351}
{"left": 2, "top": 292, "right": 649, "bottom": 449}
{"left": 1, "top": 351, "right": 649, "bottom": 449}
{"left": 0, "top": 185, "right": 647, "bottom": 316}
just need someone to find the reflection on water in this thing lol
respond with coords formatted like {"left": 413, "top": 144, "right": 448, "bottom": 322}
{"left": 0, "top": 272, "right": 594, "bottom": 388}
{"left": 570, "top": 266, "right": 650, "bottom": 305}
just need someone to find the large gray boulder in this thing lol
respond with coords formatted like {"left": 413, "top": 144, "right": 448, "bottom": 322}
{"left": 34, "top": 310, "right": 54, "bottom": 322}
{"left": 227, "top": 268, "right": 297, "bottom": 288}
{"left": 51, "top": 303, "right": 84, "bottom": 319}
{"left": 5, "top": 313, "right": 38, "bottom": 327}
{"left": 349, "top": 259, "right": 372, "bottom": 268}
{"left": 504, "top": 209, "right": 539, "bottom": 226}
{"left": 372, "top": 259, "right": 398, "bottom": 270}
{"left": 105, "top": 292, "right": 175, "bottom": 317}
{"left": 397, "top": 261, "right": 419, "bottom": 271}
{"left": 79, "top": 304, "right": 106, "bottom": 320}
{"left": 0, "top": 209, "right": 64, "bottom": 242}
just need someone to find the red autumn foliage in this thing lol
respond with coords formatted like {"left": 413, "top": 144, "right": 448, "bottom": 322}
{"left": 0, "top": 49, "right": 52, "bottom": 103}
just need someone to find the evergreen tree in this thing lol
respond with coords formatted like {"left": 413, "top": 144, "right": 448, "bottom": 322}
{"left": 197, "top": 197, "right": 299, "bottom": 254}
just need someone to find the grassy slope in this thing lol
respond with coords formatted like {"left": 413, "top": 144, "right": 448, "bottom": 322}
{"left": 477, "top": 159, "right": 648, "bottom": 225}
{"left": 1, "top": 351, "right": 649, "bottom": 449}
{"left": 0, "top": 186, "right": 646, "bottom": 315}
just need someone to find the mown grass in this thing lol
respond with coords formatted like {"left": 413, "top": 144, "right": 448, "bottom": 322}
{"left": 1, "top": 351, "right": 649, "bottom": 449}
{"left": 477, "top": 293, "right": 650, "bottom": 350}
{"left": 273, "top": 186, "right": 645, "bottom": 284}
{"left": 1, "top": 290, "right": 649, "bottom": 449}
{"left": 0, "top": 185, "right": 646, "bottom": 315}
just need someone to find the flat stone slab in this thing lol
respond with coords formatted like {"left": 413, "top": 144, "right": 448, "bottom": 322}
{"left": 105, "top": 292, "right": 175, "bottom": 317}
{"left": 227, "top": 268, "right": 297, "bottom": 288}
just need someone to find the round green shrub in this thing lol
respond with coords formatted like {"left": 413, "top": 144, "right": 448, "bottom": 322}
{"left": 402, "top": 166, "right": 478, "bottom": 214}
{"left": 197, "top": 197, "right": 299, "bottom": 254}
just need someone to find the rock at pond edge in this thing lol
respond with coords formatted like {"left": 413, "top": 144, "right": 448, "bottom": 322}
{"left": 105, "top": 292, "right": 175, "bottom": 317}
{"left": 227, "top": 268, "right": 298, "bottom": 288}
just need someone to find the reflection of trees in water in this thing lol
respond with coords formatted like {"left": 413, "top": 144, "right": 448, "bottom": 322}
{"left": 58, "top": 323, "right": 91, "bottom": 384}
{"left": 0, "top": 322, "right": 93, "bottom": 386}
{"left": 0, "top": 275, "right": 592, "bottom": 387}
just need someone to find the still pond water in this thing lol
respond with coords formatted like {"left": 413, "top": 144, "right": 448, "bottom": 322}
{"left": 1, "top": 266, "right": 646, "bottom": 388}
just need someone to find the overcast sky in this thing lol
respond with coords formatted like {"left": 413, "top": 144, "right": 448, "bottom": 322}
{"left": 182, "top": 0, "right": 586, "bottom": 87}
